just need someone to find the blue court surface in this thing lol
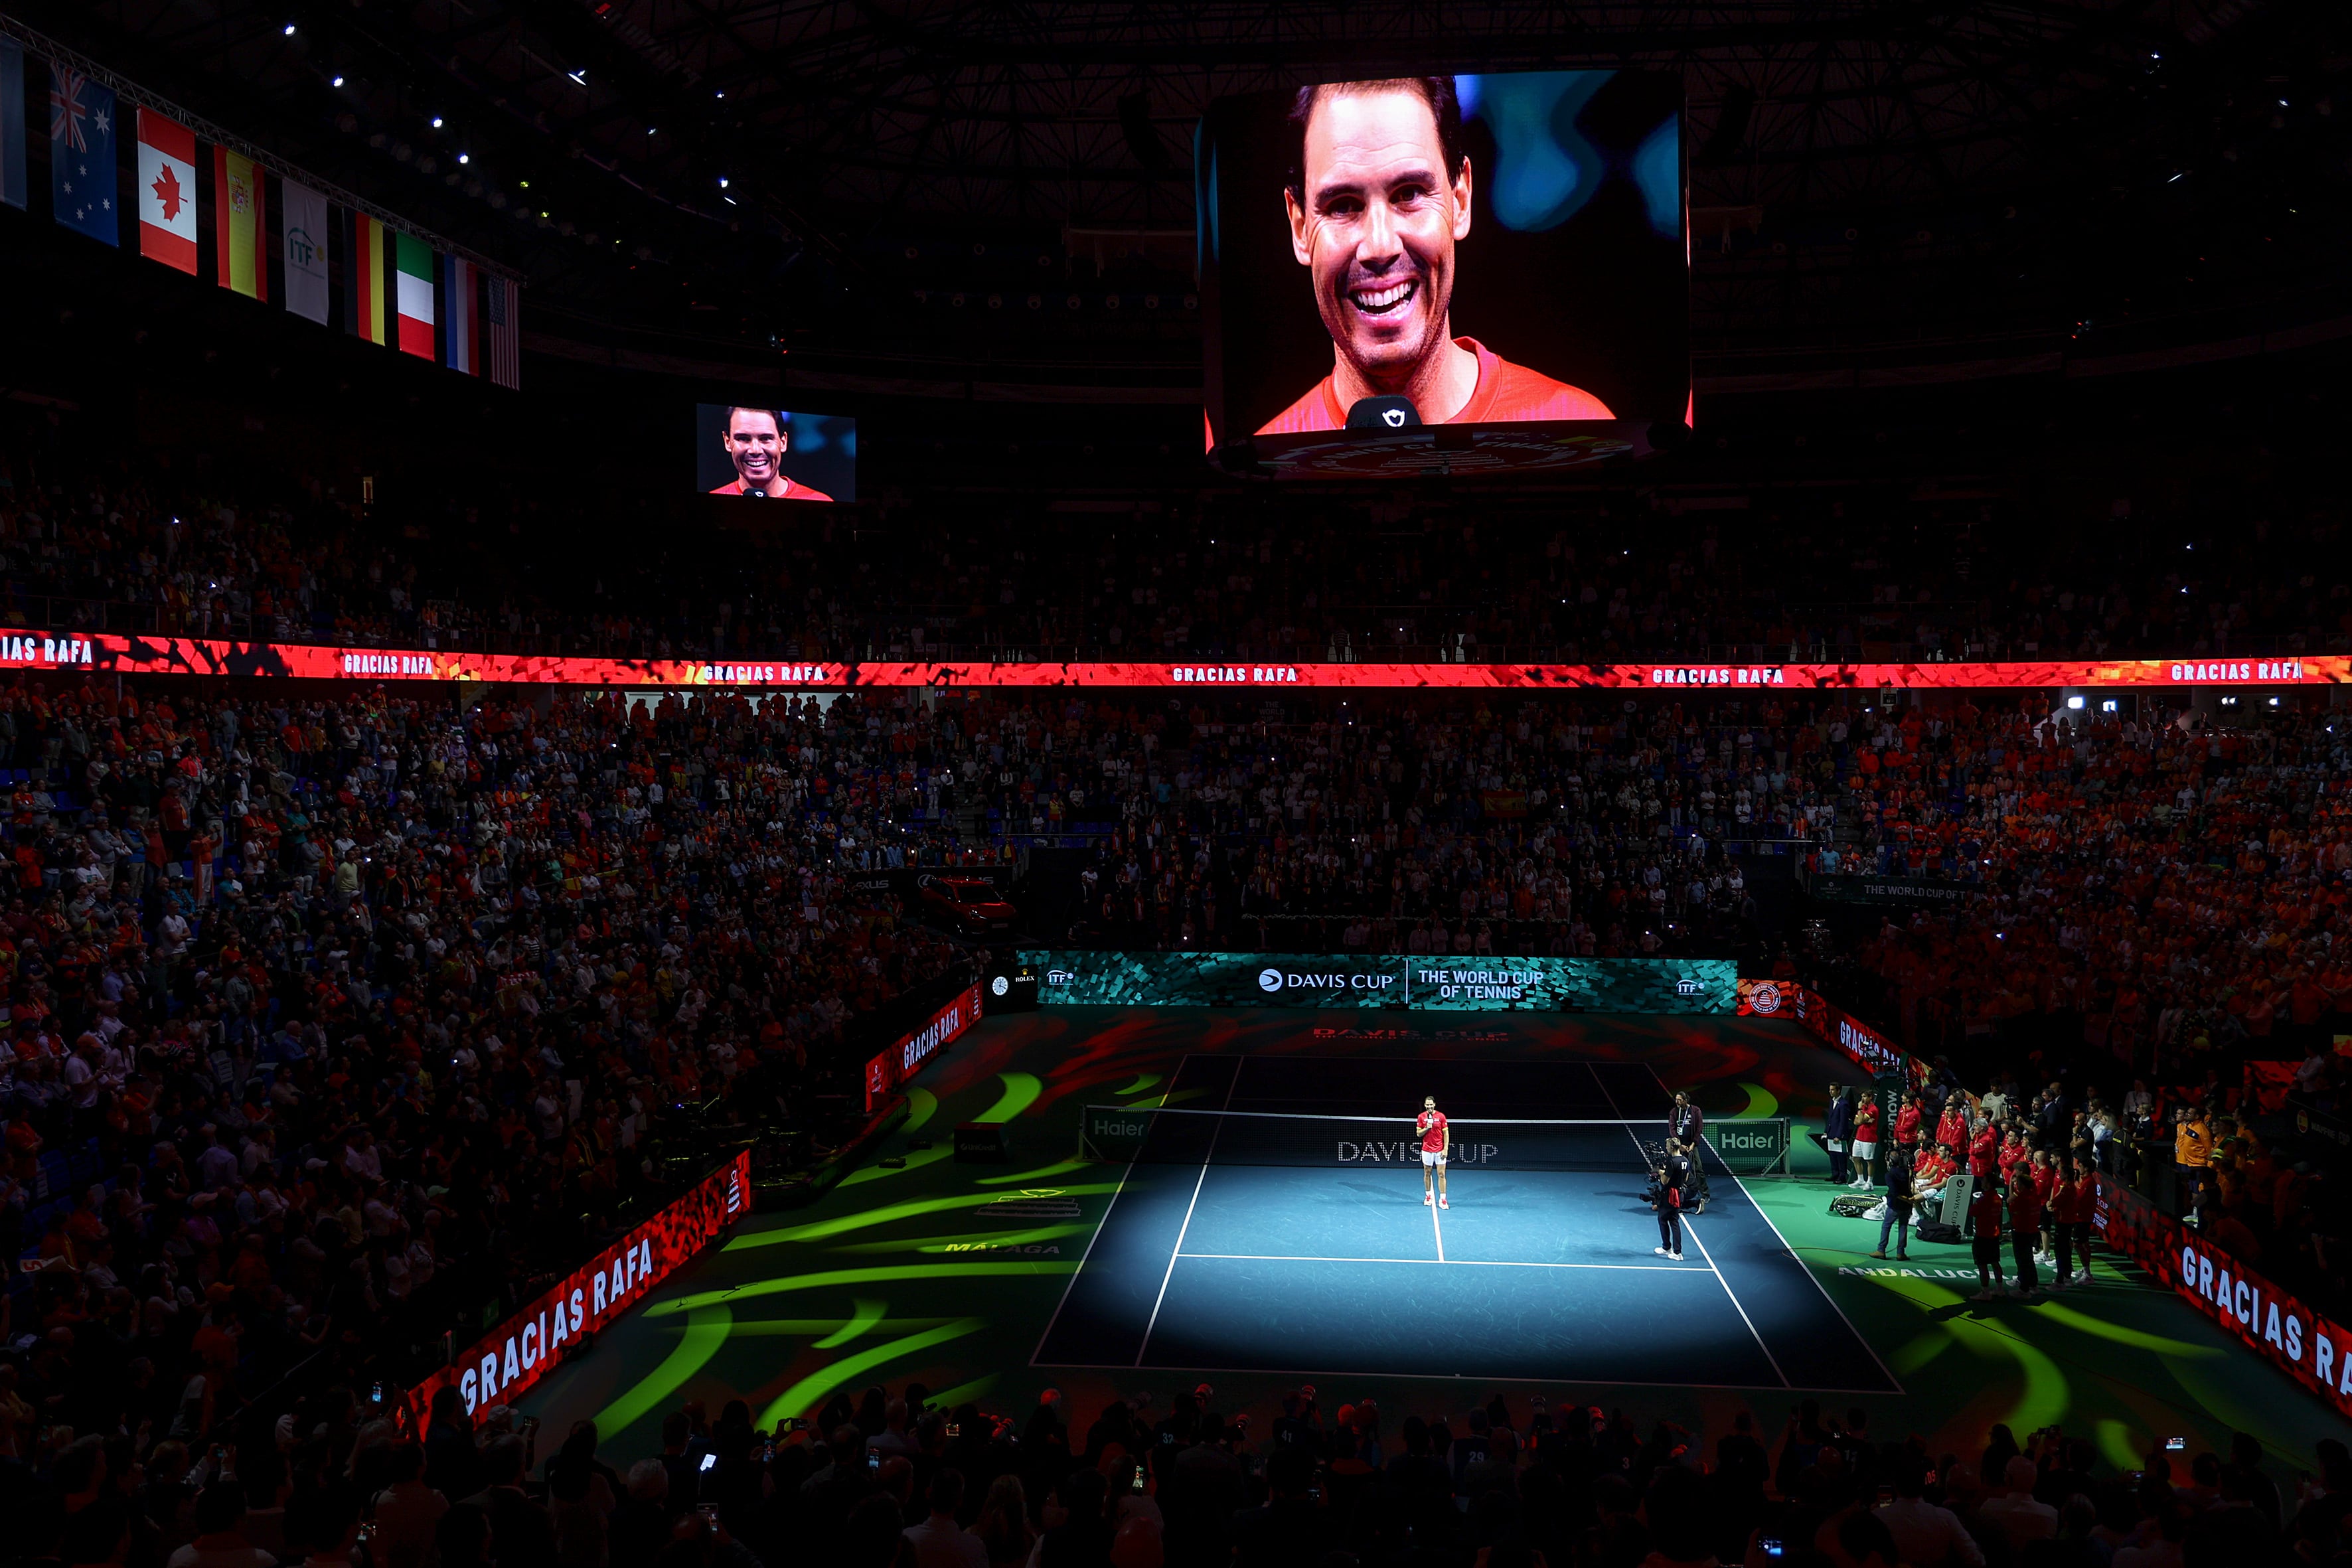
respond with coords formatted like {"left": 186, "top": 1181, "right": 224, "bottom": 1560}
{"left": 1035, "top": 1056, "right": 1899, "bottom": 1393}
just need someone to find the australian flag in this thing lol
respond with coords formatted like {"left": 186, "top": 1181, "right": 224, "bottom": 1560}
{"left": 50, "top": 62, "right": 118, "bottom": 246}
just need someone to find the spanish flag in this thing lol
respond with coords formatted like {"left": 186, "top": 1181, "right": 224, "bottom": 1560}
{"left": 214, "top": 147, "right": 267, "bottom": 300}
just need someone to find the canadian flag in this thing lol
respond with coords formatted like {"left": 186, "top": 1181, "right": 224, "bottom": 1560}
{"left": 135, "top": 108, "right": 198, "bottom": 274}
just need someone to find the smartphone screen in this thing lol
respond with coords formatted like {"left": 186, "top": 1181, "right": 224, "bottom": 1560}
{"left": 699, "top": 1453, "right": 718, "bottom": 1473}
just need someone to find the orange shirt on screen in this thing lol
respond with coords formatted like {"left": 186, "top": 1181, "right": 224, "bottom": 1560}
{"left": 1255, "top": 337, "right": 1614, "bottom": 435}
{"left": 710, "top": 477, "right": 834, "bottom": 501}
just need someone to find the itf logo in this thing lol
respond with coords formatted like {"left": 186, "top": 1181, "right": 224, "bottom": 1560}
{"left": 1258, "top": 968, "right": 1285, "bottom": 992}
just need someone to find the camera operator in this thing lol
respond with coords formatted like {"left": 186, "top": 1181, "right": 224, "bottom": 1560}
{"left": 1648, "top": 1138, "right": 1698, "bottom": 1262}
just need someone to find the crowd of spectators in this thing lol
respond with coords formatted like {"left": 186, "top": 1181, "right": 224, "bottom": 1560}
{"left": 8, "top": 1373, "right": 2334, "bottom": 1568}
{"left": 9, "top": 668, "right": 2351, "bottom": 1409}
{"left": 0, "top": 675, "right": 976, "bottom": 1473}
{"left": 3, "top": 415, "right": 2347, "bottom": 670}
{"left": 1821, "top": 699, "right": 2352, "bottom": 1072}
{"left": 3, "top": 410, "right": 2351, "bottom": 1565}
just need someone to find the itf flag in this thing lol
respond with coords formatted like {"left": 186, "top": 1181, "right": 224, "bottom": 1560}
{"left": 443, "top": 255, "right": 477, "bottom": 374}
{"left": 48, "top": 64, "right": 117, "bottom": 245}
{"left": 484, "top": 272, "right": 519, "bottom": 390}
{"left": 394, "top": 232, "right": 436, "bottom": 358}
{"left": 0, "top": 41, "right": 25, "bottom": 211}
{"left": 214, "top": 146, "right": 267, "bottom": 299}
{"left": 135, "top": 108, "right": 198, "bottom": 274}
{"left": 281, "top": 179, "right": 329, "bottom": 323}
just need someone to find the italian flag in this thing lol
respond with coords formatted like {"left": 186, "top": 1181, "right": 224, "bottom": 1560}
{"left": 394, "top": 232, "right": 436, "bottom": 359}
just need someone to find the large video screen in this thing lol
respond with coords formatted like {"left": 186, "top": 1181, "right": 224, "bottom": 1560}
{"left": 1200, "top": 71, "right": 1687, "bottom": 449}
{"left": 696, "top": 404, "right": 857, "bottom": 502}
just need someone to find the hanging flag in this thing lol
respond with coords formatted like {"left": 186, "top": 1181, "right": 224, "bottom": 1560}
{"left": 135, "top": 108, "right": 198, "bottom": 274}
{"left": 343, "top": 208, "right": 387, "bottom": 345}
{"left": 484, "top": 272, "right": 520, "bottom": 390}
{"left": 48, "top": 63, "right": 117, "bottom": 245}
{"left": 443, "top": 255, "right": 477, "bottom": 374}
{"left": 0, "top": 41, "right": 25, "bottom": 212}
{"left": 214, "top": 145, "right": 267, "bottom": 299}
{"left": 282, "top": 179, "right": 329, "bottom": 324}
{"left": 394, "top": 232, "right": 436, "bottom": 358}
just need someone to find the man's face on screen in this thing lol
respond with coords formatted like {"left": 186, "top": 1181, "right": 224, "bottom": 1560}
{"left": 1287, "top": 88, "right": 1473, "bottom": 391}
{"left": 726, "top": 412, "right": 785, "bottom": 487}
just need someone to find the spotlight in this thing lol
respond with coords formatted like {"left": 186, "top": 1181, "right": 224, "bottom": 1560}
{"left": 457, "top": 153, "right": 469, "bottom": 165}
{"left": 283, "top": 23, "right": 296, "bottom": 35}
{"left": 431, "top": 116, "right": 443, "bottom": 128}
{"left": 331, "top": 75, "right": 344, "bottom": 86}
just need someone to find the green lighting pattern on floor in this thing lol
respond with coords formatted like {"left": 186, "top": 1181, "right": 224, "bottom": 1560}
{"left": 512, "top": 1010, "right": 2349, "bottom": 1499}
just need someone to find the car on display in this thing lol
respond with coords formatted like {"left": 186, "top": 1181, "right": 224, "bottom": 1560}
{"left": 919, "top": 874, "right": 1017, "bottom": 938}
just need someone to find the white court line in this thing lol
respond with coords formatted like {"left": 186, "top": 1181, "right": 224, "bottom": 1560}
{"left": 1101, "top": 1105, "right": 1670, "bottom": 1127}
{"left": 1036, "top": 1354, "right": 1879, "bottom": 1395}
{"left": 1642, "top": 1063, "right": 1906, "bottom": 1395}
{"left": 1136, "top": 1056, "right": 1242, "bottom": 1366}
{"left": 1028, "top": 1050, "right": 1161, "bottom": 1368}
{"left": 1589, "top": 1062, "right": 1792, "bottom": 1389}
{"left": 1178, "top": 1251, "right": 1698, "bottom": 1273}
{"left": 1430, "top": 1182, "right": 1446, "bottom": 1261}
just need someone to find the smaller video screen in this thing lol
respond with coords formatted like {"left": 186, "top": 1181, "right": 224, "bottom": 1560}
{"left": 697, "top": 404, "right": 858, "bottom": 502}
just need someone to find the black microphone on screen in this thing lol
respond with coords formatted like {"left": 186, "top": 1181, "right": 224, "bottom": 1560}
{"left": 1345, "top": 395, "right": 1422, "bottom": 432}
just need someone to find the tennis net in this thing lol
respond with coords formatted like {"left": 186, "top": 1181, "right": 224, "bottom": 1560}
{"left": 1078, "top": 1104, "right": 1791, "bottom": 1174}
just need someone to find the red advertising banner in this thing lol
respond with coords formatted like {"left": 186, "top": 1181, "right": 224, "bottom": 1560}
{"left": 410, "top": 1152, "right": 750, "bottom": 1426}
{"left": 0, "top": 628, "right": 2342, "bottom": 692}
{"left": 864, "top": 982, "right": 984, "bottom": 1113}
{"left": 1787, "top": 984, "right": 1914, "bottom": 1080}
{"left": 2096, "top": 1176, "right": 2352, "bottom": 1419}
{"left": 1734, "top": 978, "right": 1792, "bottom": 1018}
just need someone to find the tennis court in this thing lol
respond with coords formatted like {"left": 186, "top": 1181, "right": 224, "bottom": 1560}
{"left": 1035, "top": 1055, "right": 1899, "bottom": 1393}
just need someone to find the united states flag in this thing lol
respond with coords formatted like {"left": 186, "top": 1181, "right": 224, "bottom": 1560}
{"left": 485, "top": 273, "right": 520, "bottom": 390}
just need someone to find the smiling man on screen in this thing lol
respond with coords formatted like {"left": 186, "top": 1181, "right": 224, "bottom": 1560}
{"left": 1259, "top": 77, "right": 1614, "bottom": 436}
{"left": 710, "top": 406, "right": 833, "bottom": 500}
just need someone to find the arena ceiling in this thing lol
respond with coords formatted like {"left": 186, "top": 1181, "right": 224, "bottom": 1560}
{"left": 23, "top": 1, "right": 2351, "bottom": 360}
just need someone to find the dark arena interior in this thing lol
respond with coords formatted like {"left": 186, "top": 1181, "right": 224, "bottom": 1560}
{"left": 4, "top": 5, "right": 2352, "bottom": 1567}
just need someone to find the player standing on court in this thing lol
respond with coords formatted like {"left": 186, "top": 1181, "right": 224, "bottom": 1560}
{"left": 1418, "top": 1095, "right": 1450, "bottom": 1210}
